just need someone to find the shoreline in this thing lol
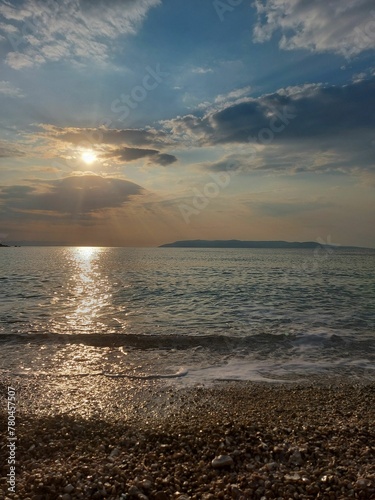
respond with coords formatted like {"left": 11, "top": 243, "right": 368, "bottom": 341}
{"left": 0, "top": 377, "right": 374, "bottom": 499}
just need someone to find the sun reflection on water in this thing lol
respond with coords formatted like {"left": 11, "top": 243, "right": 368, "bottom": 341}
{"left": 65, "top": 247, "right": 112, "bottom": 333}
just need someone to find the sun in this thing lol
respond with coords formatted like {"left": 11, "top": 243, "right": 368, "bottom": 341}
{"left": 81, "top": 150, "right": 97, "bottom": 164}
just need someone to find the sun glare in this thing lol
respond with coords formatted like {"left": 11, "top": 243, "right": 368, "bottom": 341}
{"left": 81, "top": 151, "right": 97, "bottom": 164}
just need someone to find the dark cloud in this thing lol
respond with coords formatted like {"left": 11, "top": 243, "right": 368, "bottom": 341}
{"left": 104, "top": 147, "right": 177, "bottom": 166}
{"left": 108, "top": 147, "right": 159, "bottom": 161}
{"left": 152, "top": 153, "right": 177, "bottom": 166}
{"left": 0, "top": 175, "right": 143, "bottom": 217}
{"left": 163, "top": 78, "right": 375, "bottom": 176}
{"left": 204, "top": 155, "right": 247, "bottom": 173}
{"left": 165, "top": 78, "right": 375, "bottom": 146}
{"left": 43, "top": 126, "right": 170, "bottom": 148}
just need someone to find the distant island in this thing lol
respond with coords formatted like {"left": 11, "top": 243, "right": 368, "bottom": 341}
{"left": 160, "top": 240, "right": 371, "bottom": 250}
{"left": 0, "top": 243, "right": 9, "bottom": 247}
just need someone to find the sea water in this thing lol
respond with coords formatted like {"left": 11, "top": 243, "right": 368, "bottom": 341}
{"left": 0, "top": 246, "right": 374, "bottom": 384}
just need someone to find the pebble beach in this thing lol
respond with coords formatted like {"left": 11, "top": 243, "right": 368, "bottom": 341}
{"left": 1, "top": 376, "right": 374, "bottom": 499}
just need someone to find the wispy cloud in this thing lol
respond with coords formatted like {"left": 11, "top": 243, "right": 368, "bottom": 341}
{"left": 0, "top": 81, "right": 24, "bottom": 98}
{"left": 191, "top": 67, "right": 213, "bottom": 74}
{"left": 214, "top": 85, "right": 252, "bottom": 104}
{"left": 253, "top": 0, "right": 375, "bottom": 57}
{"left": 0, "top": 0, "right": 161, "bottom": 69}
{"left": 0, "top": 140, "right": 25, "bottom": 158}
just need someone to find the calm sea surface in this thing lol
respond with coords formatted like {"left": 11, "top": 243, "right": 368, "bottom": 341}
{"left": 0, "top": 246, "right": 374, "bottom": 383}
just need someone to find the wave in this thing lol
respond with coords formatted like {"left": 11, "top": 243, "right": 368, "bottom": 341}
{"left": 0, "top": 330, "right": 373, "bottom": 352}
{"left": 0, "top": 366, "right": 188, "bottom": 379}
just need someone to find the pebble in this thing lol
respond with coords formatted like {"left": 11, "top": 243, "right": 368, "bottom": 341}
{"left": 289, "top": 450, "right": 303, "bottom": 465}
{"left": 285, "top": 473, "right": 301, "bottom": 481}
{"left": 109, "top": 447, "right": 120, "bottom": 458}
{"left": 128, "top": 485, "right": 141, "bottom": 496}
{"left": 6, "top": 379, "right": 375, "bottom": 500}
{"left": 211, "top": 455, "right": 234, "bottom": 468}
{"left": 138, "top": 479, "right": 151, "bottom": 490}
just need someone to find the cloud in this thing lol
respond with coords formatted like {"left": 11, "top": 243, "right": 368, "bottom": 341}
{"left": 0, "top": 141, "right": 25, "bottom": 158}
{"left": 164, "top": 78, "right": 375, "bottom": 145}
{"left": 35, "top": 125, "right": 178, "bottom": 166}
{"left": 19, "top": 78, "right": 375, "bottom": 177}
{"left": 252, "top": 0, "right": 375, "bottom": 57}
{"left": 0, "top": 174, "right": 144, "bottom": 217}
{"left": 214, "top": 85, "right": 252, "bottom": 104}
{"left": 107, "top": 147, "right": 160, "bottom": 162}
{"left": 0, "top": 81, "right": 24, "bottom": 98}
{"left": 152, "top": 153, "right": 177, "bottom": 166}
{"left": 191, "top": 67, "right": 213, "bottom": 74}
{"left": 0, "top": 0, "right": 161, "bottom": 69}
{"left": 104, "top": 146, "right": 178, "bottom": 165}
{"left": 165, "top": 77, "right": 375, "bottom": 176}
{"left": 40, "top": 125, "right": 170, "bottom": 148}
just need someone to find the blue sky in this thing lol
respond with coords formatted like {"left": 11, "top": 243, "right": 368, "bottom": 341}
{"left": 0, "top": 0, "right": 374, "bottom": 246}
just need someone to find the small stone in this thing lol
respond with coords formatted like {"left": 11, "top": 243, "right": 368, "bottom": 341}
{"left": 128, "top": 485, "right": 141, "bottom": 497}
{"left": 142, "top": 479, "right": 152, "bottom": 490}
{"left": 64, "top": 484, "right": 74, "bottom": 494}
{"left": 176, "top": 496, "right": 190, "bottom": 500}
{"left": 285, "top": 473, "right": 301, "bottom": 481}
{"left": 289, "top": 450, "right": 302, "bottom": 465}
{"left": 265, "top": 462, "right": 277, "bottom": 471}
{"left": 211, "top": 455, "right": 234, "bottom": 468}
{"left": 231, "top": 484, "right": 244, "bottom": 497}
{"left": 61, "top": 495, "right": 71, "bottom": 500}
{"left": 356, "top": 479, "right": 368, "bottom": 488}
{"left": 110, "top": 447, "right": 120, "bottom": 458}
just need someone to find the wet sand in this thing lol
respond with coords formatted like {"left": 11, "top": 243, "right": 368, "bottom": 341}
{"left": 0, "top": 375, "right": 374, "bottom": 499}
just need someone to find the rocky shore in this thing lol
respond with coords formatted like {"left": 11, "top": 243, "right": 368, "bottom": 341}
{"left": 0, "top": 376, "right": 374, "bottom": 499}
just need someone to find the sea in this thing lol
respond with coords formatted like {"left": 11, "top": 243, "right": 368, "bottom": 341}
{"left": 0, "top": 246, "right": 374, "bottom": 385}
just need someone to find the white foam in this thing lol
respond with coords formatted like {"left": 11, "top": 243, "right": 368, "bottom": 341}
{"left": 173, "top": 356, "right": 375, "bottom": 386}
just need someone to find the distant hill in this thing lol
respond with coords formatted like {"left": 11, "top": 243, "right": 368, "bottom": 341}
{"left": 159, "top": 240, "right": 371, "bottom": 250}
{"left": 0, "top": 243, "right": 9, "bottom": 247}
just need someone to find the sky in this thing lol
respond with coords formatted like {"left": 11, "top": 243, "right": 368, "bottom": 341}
{"left": 0, "top": 0, "right": 374, "bottom": 247}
